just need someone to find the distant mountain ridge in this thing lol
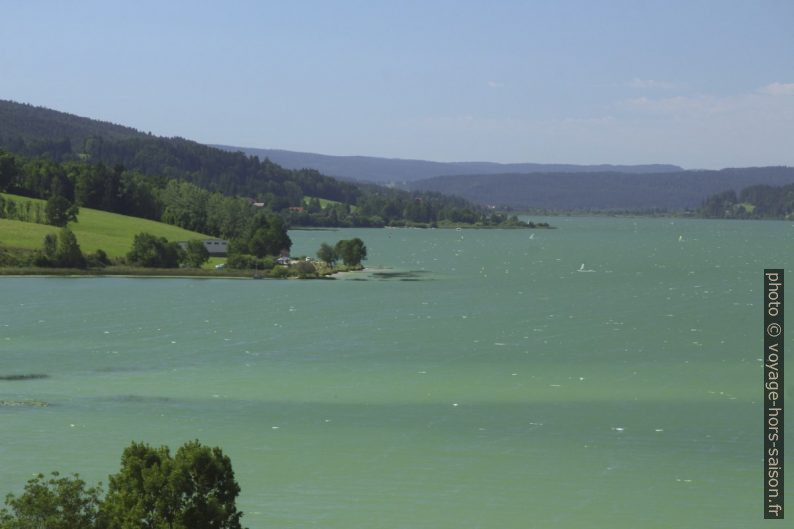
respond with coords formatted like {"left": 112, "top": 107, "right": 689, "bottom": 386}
{"left": 4, "top": 99, "right": 790, "bottom": 213}
{"left": 212, "top": 144, "right": 684, "bottom": 184}
{"left": 408, "top": 168, "right": 794, "bottom": 210}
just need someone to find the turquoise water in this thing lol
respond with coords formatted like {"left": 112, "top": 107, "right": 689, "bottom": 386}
{"left": 1, "top": 217, "right": 791, "bottom": 528}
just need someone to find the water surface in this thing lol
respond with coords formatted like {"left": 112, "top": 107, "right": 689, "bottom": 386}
{"left": 1, "top": 217, "right": 791, "bottom": 528}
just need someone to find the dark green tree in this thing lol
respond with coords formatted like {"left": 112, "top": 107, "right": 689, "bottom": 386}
{"left": 45, "top": 195, "right": 78, "bottom": 227}
{"left": 0, "top": 151, "right": 18, "bottom": 191}
{"left": 0, "top": 472, "right": 103, "bottom": 529}
{"left": 54, "top": 228, "right": 86, "bottom": 268}
{"left": 247, "top": 228, "right": 272, "bottom": 258}
{"left": 170, "top": 441, "right": 243, "bottom": 529}
{"left": 127, "top": 233, "right": 183, "bottom": 268}
{"left": 101, "top": 442, "right": 178, "bottom": 529}
{"left": 316, "top": 242, "right": 337, "bottom": 265}
{"left": 102, "top": 440, "right": 243, "bottom": 529}
{"left": 260, "top": 214, "right": 291, "bottom": 256}
{"left": 235, "top": 213, "right": 292, "bottom": 258}
{"left": 42, "top": 233, "right": 57, "bottom": 261}
{"left": 335, "top": 238, "right": 367, "bottom": 266}
{"left": 183, "top": 240, "right": 210, "bottom": 268}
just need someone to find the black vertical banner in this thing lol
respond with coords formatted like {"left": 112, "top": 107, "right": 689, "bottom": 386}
{"left": 764, "top": 269, "right": 784, "bottom": 519}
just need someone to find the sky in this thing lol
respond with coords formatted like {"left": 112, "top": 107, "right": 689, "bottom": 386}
{"left": 1, "top": 0, "right": 793, "bottom": 168}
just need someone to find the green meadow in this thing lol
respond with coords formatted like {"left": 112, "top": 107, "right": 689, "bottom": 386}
{"left": 303, "top": 195, "right": 343, "bottom": 208}
{"left": 0, "top": 193, "right": 209, "bottom": 257}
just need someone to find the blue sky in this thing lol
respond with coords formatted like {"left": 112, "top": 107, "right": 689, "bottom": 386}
{"left": 2, "top": 0, "right": 793, "bottom": 168}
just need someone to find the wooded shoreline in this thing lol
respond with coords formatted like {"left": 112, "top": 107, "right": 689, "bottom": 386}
{"left": 0, "top": 263, "right": 364, "bottom": 279}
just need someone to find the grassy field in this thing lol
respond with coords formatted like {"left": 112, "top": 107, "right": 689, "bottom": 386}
{"left": 0, "top": 193, "right": 210, "bottom": 257}
{"left": 303, "top": 195, "right": 343, "bottom": 208}
{"left": 302, "top": 195, "right": 358, "bottom": 213}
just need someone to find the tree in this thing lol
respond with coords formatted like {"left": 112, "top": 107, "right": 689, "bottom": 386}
{"left": 0, "top": 151, "right": 19, "bottom": 191}
{"left": 335, "top": 238, "right": 367, "bottom": 266}
{"left": 247, "top": 228, "right": 272, "bottom": 258}
{"left": 316, "top": 243, "right": 337, "bottom": 265}
{"left": 183, "top": 240, "right": 210, "bottom": 268}
{"left": 236, "top": 213, "right": 292, "bottom": 258}
{"left": 0, "top": 472, "right": 103, "bottom": 529}
{"left": 54, "top": 228, "right": 86, "bottom": 268}
{"left": 170, "top": 441, "right": 243, "bottom": 529}
{"left": 102, "top": 440, "right": 243, "bottom": 529}
{"left": 127, "top": 233, "right": 183, "bottom": 268}
{"left": 101, "top": 442, "right": 177, "bottom": 529}
{"left": 42, "top": 233, "right": 57, "bottom": 261}
{"left": 45, "top": 195, "right": 78, "bottom": 227}
{"left": 258, "top": 214, "right": 291, "bottom": 256}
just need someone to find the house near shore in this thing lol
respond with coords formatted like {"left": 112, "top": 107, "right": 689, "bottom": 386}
{"left": 178, "top": 239, "right": 229, "bottom": 257}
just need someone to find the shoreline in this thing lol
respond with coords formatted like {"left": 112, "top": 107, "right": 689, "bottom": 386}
{"left": 0, "top": 264, "right": 363, "bottom": 280}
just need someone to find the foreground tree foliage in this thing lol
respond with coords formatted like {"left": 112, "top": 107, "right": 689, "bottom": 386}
{"left": 103, "top": 441, "right": 243, "bottom": 529}
{"left": 0, "top": 441, "right": 245, "bottom": 529}
{"left": 0, "top": 472, "right": 103, "bottom": 529}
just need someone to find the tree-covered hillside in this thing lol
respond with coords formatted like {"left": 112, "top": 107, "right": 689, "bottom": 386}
{"left": 0, "top": 100, "right": 142, "bottom": 154}
{"left": 0, "top": 100, "right": 513, "bottom": 229}
{"left": 409, "top": 167, "right": 794, "bottom": 211}
{"left": 700, "top": 183, "right": 794, "bottom": 219}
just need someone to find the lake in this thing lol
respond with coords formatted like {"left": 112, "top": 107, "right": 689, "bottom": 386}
{"left": 1, "top": 216, "right": 790, "bottom": 528}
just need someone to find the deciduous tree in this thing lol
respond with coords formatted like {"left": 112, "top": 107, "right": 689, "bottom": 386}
{"left": 45, "top": 195, "right": 78, "bottom": 227}
{"left": 55, "top": 227, "right": 86, "bottom": 268}
{"left": 184, "top": 240, "right": 210, "bottom": 268}
{"left": 127, "top": 232, "right": 183, "bottom": 268}
{"left": 335, "top": 238, "right": 367, "bottom": 266}
{"left": 101, "top": 440, "right": 244, "bottom": 529}
{"left": 0, "top": 472, "right": 103, "bottom": 529}
{"left": 316, "top": 242, "right": 337, "bottom": 265}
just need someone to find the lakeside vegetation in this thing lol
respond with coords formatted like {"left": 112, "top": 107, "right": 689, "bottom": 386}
{"left": 0, "top": 198, "right": 366, "bottom": 279}
{"left": 700, "top": 183, "right": 794, "bottom": 219}
{"left": 0, "top": 232, "right": 364, "bottom": 280}
{"left": 0, "top": 101, "right": 547, "bottom": 280}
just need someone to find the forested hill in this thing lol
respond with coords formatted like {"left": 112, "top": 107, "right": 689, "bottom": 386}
{"left": 0, "top": 100, "right": 517, "bottom": 232}
{"left": 0, "top": 99, "right": 361, "bottom": 204}
{"left": 408, "top": 167, "right": 794, "bottom": 211}
{"left": 701, "top": 182, "right": 794, "bottom": 219}
{"left": 213, "top": 144, "right": 683, "bottom": 184}
{"left": 0, "top": 100, "right": 143, "bottom": 152}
